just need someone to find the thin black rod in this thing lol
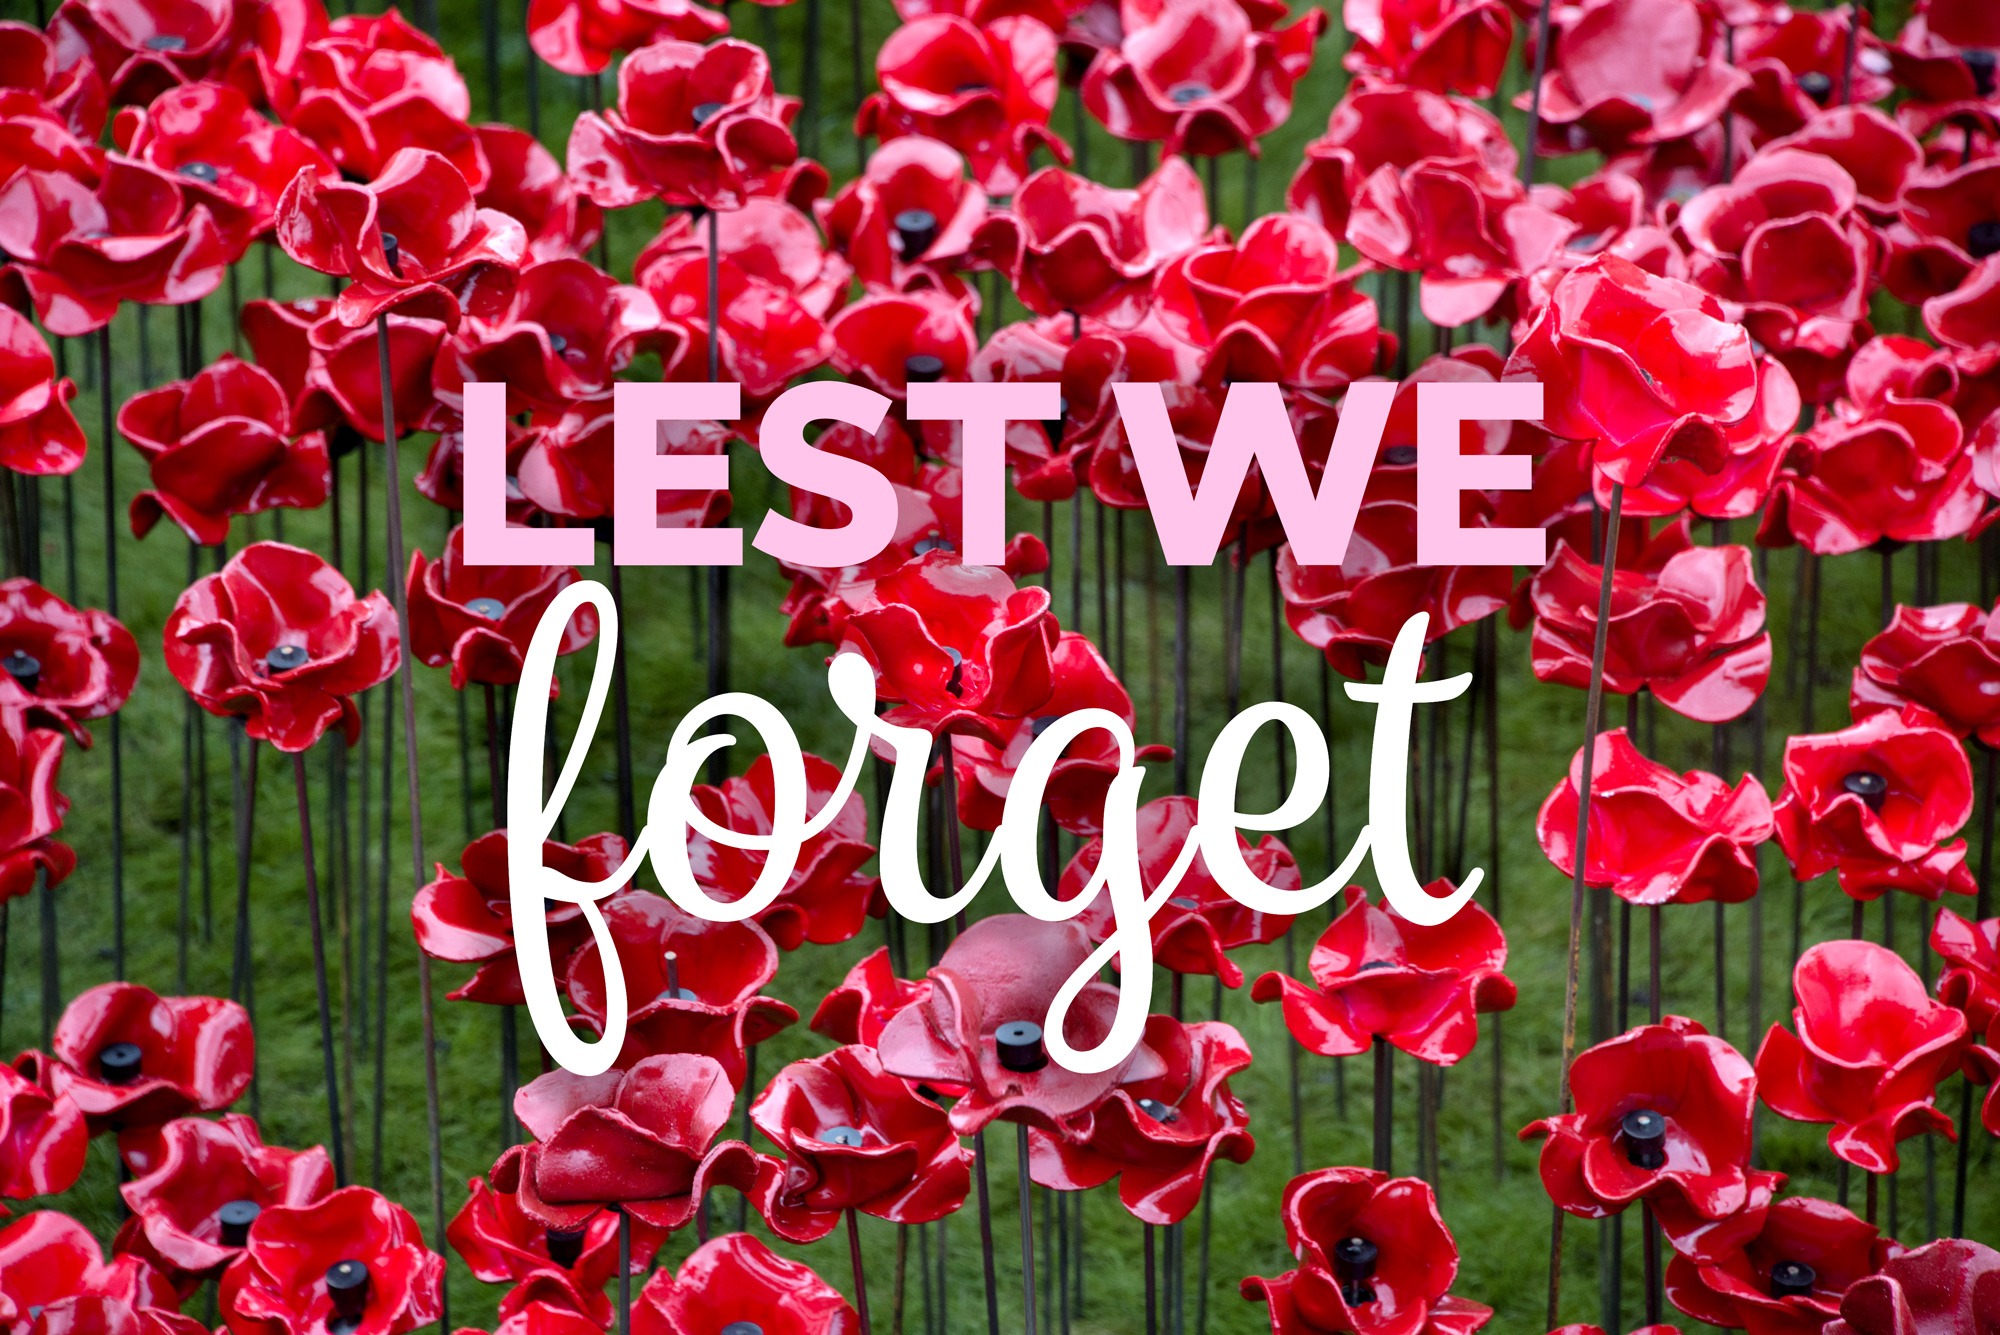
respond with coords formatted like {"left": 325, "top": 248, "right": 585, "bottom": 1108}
{"left": 97, "top": 324, "right": 124, "bottom": 979}
{"left": 294, "top": 750, "right": 348, "bottom": 1185}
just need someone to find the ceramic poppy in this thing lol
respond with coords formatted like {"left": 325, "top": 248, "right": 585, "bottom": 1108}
{"left": 686, "top": 752, "right": 879, "bottom": 950}
{"left": 808, "top": 946, "right": 931, "bottom": 1049}
{"left": 446, "top": 1175, "right": 664, "bottom": 1328}
{"left": 1252, "top": 884, "right": 1514, "bottom": 1068}
{"left": 118, "top": 354, "right": 329, "bottom": 547}
{"left": 1523, "top": 0, "right": 1747, "bottom": 155}
{"left": 1757, "top": 398, "right": 1984, "bottom": 556}
{"left": 406, "top": 525, "right": 597, "bottom": 691}
{"left": 1341, "top": 0, "right": 1511, "bottom": 98}
{"left": 1614, "top": 354, "right": 1798, "bottom": 523}
{"left": 826, "top": 289, "right": 978, "bottom": 399}
{"left": 1286, "top": 84, "right": 1516, "bottom": 241}
{"left": 275, "top": 147, "right": 526, "bottom": 329}
{"left": 1536, "top": 728, "right": 1774, "bottom": 906}
{"left": 639, "top": 189, "right": 850, "bottom": 322}
{"left": 0, "top": 1059, "right": 86, "bottom": 1210}
{"left": 0, "top": 579, "right": 137, "bottom": 745}
{"left": 513, "top": 401, "right": 732, "bottom": 530}
{"left": 748, "top": 1043, "right": 970, "bottom": 1241}
{"left": 0, "top": 1211, "right": 182, "bottom": 1333}
{"left": 492, "top": 1053, "right": 764, "bottom": 1232}
{"left": 1850, "top": 600, "right": 2000, "bottom": 747}
{"left": 818, "top": 135, "right": 987, "bottom": 292}
{"left": 1923, "top": 255, "right": 2000, "bottom": 360}
{"left": 1241, "top": 1167, "right": 1492, "bottom": 1335}
{"left": 238, "top": 297, "right": 451, "bottom": 444}
{"left": 1756, "top": 940, "right": 1968, "bottom": 1174}
{"left": 410, "top": 829, "right": 629, "bottom": 1006}
{"left": 219, "top": 1185, "right": 444, "bottom": 1335}
{"left": 630, "top": 1232, "right": 858, "bottom": 1335}
{"left": 0, "top": 704, "right": 73, "bottom": 904}
{"left": 1933, "top": 909, "right": 2000, "bottom": 1134}
{"left": 444, "top": 258, "right": 658, "bottom": 413}
{"left": 46, "top": 981, "right": 252, "bottom": 1133}
{"left": 1664, "top": 1195, "right": 1894, "bottom": 1335}
{"left": 1822, "top": 1237, "right": 2000, "bottom": 1335}
{"left": 527, "top": 0, "right": 728, "bottom": 76}
{"left": 0, "top": 303, "right": 85, "bottom": 476}
{"left": 1771, "top": 705, "right": 1977, "bottom": 903}
{"left": 1029, "top": 1014, "right": 1254, "bottom": 1226}
{"left": 116, "top": 1114, "right": 333, "bottom": 1281}
{"left": 164, "top": 541, "right": 398, "bottom": 754}
{"left": 473, "top": 124, "right": 603, "bottom": 264}
{"left": 45, "top": 0, "right": 231, "bottom": 107}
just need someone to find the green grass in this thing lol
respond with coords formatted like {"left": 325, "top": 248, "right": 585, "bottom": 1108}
{"left": 2, "top": 0, "right": 1991, "bottom": 1330}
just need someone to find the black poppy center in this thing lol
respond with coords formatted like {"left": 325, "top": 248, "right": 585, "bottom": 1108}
{"left": 380, "top": 232, "right": 404, "bottom": 279}
{"left": 1136, "top": 1097, "right": 1179, "bottom": 1123}
{"left": 465, "top": 596, "right": 507, "bottom": 621}
{"left": 1769, "top": 1258, "right": 1817, "bottom": 1298}
{"left": 1797, "top": 70, "right": 1833, "bottom": 103}
{"left": 893, "top": 208, "right": 940, "bottom": 260}
{"left": 2, "top": 649, "right": 41, "bottom": 691}
{"left": 545, "top": 1226, "right": 587, "bottom": 1268}
{"left": 217, "top": 1199, "right": 261, "bottom": 1247}
{"left": 690, "top": 101, "right": 725, "bottom": 126}
{"left": 1619, "top": 1107, "right": 1668, "bottom": 1170}
{"left": 1041, "top": 396, "right": 1070, "bottom": 447}
{"left": 818, "top": 1124, "right": 865, "bottom": 1147}
{"left": 995, "top": 1020, "right": 1048, "bottom": 1073}
{"left": 719, "top": 1324, "right": 765, "bottom": 1335}
{"left": 178, "top": 161, "right": 221, "bottom": 184}
{"left": 1333, "top": 1236, "right": 1378, "bottom": 1306}
{"left": 145, "top": 33, "right": 187, "bottom": 50}
{"left": 904, "top": 353, "right": 946, "bottom": 384}
{"left": 266, "top": 644, "right": 311, "bottom": 673}
{"left": 1970, "top": 220, "right": 2000, "bottom": 260}
{"left": 1167, "top": 896, "right": 1200, "bottom": 910}
{"left": 1841, "top": 769, "right": 1888, "bottom": 811}
{"left": 1028, "top": 715, "right": 1061, "bottom": 736}
{"left": 325, "top": 1259, "right": 370, "bottom": 1332}
{"left": 953, "top": 81, "right": 991, "bottom": 94}
{"left": 1966, "top": 48, "right": 1998, "bottom": 97}
{"left": 1168, "top": 82, "right": 1211, "bottom": 104}
{"left": 98, "top": 1041, "right": 143, "bottom": 1085}
{"left": 943, "top": 645, "right": 965, "bottom": 698}
{"left": 913, "top": 534, "right": 954, "bottom": 555}
{"left": 1382, "top": 444, "right": 1418, "bottom": 467}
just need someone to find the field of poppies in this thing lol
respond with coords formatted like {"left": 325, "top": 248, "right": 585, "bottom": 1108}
{"left": 3, "top": 0, "right": 2000, "bottom": 1332}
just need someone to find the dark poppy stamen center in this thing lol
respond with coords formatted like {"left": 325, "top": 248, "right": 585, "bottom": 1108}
{"left": 1043, "top": 396, "right": 1069, "bottom": 446}
{"left": 1356, "top": 959, "right": 1396, "bottom": 972}
{"left": 1969, "top": 220, "right": 2000, "bottom": 259}
{"left": 953, "top": 82, "right": 990, "bottom": 94}
{"left": 1028, "top": 715, "right": 1060, "bottom": 736}
{"left": 893, "top": 208, "right": 940, "bottom": 260}
{"left": 818, "top": 1124, "right": 865, "bottom": 1147}
{"left": 691, "top": 101, "right": 725, "bottom": 126}
{"left": 1966, "top": 48, "right": 1998, "bottom": 97}
{"left": 1167, "top": 896, "right": 1200, "bottom": 910}
{"left": 995, "top": 1020, "right": 1048, "bottom": 1073}
{"left": 1136, "top": 1097, "right": 1179, "bottom": 1123}
{"left": 1619, "top": 1107, "right": 1668, "bottom": 1170}
{"left": 266, "top": 644, "right": 311, "bottom": 673}
{"left": 381, "top": 232, "right": 403, "bottom": 279}
{"left": 1382, "top": 444, "right": 1418, "bottom": 466}
{"left": 1798, "top": 70, "right": 1833, "bottom": 103}
{"left": 913, "top": 534, "right": 954, "bottom": 554}
{"left": 465, "top": 597, "right": 507, "bottom": 620}
{"left": 178, "top": 161, "right": 221, "bottom": 183}
{"left": 1333, "top": 1236, "right": 1378, "bottom": 1306}
{"left": 1168, "top": 82, "right": 1212, "bottom": 104}
{"left": 720, "top": 1324, "right": 766, "bottom": 1335}
{"left": 1841, "top": 770, "right": 1888, "bottom": 811}
{"left": 904, "top": 353, "right": 946, "bottom": 384}
{"left": 943, "top": 646, "right": 965, "bottom": 698}
{"left": 217, "top": 1199, "right": 261, "bottom": 1247}
{"left": 545, "top": 1225, "right": 587, "bottom": 1268}
{"left": 1769, "top": 1258, "right": 1817, "bottom": 1297}
{"left": 325, "top": 1259, "right": 370, "bottom": 1332}
{"left": 548, "top": 333, "right": 570, "bottom": 355}
{"left": 2, "top": 649, "right": 41, "bottom": 691}
{"left": 98, "top": 1042, "right": 143, "bottom": 1085}
{"left": 145, "top": 33, "right": 187, "bottom": 50}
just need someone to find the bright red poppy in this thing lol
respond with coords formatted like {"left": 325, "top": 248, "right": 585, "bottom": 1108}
{"left": 808, "top": 946, "right": 930, "bottom": 1048}
{"left": 631, "top": 1232, "right": 858, "bottom": 1335}
{"left": 1664, "top": 1195, "right": 1893, "bottom": 1335}
{"left": 1341, "top": 0, "right": 1511, "bottom": 98}
{"left": 0, "top": 579, "right": 137, "bottom": 745}
{"left": 827, "top": 288, "right": 978, "bottom": 400}
{"left": 0, "top": 705, "right": 73, "bottom": 904}
{"left": 47, "top": 981, "right": 253, "bottom": 1133}
{"left": 238, "top": 297, "right": 451, "bottom": 444}
{"left": 1287, "top": 84, "right": 1515, "bottom": 241}
{"left": 219, "top": 1185, "right": 444, "bottom": 1335}
{"left": 446, "top": 1175, "right": 664, "bottom": 1328}
{"left": 1614, "top": 354, "right": 1798, "bottom": 523}
{"left": 818, "top": 135, "right": 986, "bottom": 292}
{"left": 1523, "top": 0, "right": 1747, "bottom": 155}
{"left": 406, "top": 525, "right": 596, "bottom": 691}
{"left": 0, "top": 1211, "right": 182, "bottom": 1331}
{"left": 444, "top": 258, "right": 658, "bottom": 413}
{"left": 0, "top": 303, "right": 84, "bottom": 476}
{"left": 1822, "top": 1237, "right": 2000, "bottom": 1335}
{"left": 1757, "top": 397, "right": 1984, "bottom": 556}
{"left": 116, "top": 1114, "right": 333, "bottom": 1281}
{"left": 473, "top": 125, "right": 602, "bottom": 265}
{"left": 0, "top": 1059, "right": 86, "bottom": 1210}
{"left": 1850, "top": 600, "right": 2000, "bottom": 747}
{"left": 527, "top": 0, "right": 727, "bottom": 76}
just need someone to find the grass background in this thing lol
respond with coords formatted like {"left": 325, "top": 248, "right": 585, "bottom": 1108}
{"left": 2, "top": 0, "right": 1995, "bottom": 1330}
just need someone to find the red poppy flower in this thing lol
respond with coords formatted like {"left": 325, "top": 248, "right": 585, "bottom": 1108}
{"left": 1522, "top": 1017, "right": 1759, "bottom": 1245}
{"left": 238, "top": 298, "right": 451, "bottom": 444}
{"left": 0, "top": 160, "right": 229, "bottom": 336}
{"left": 1286, "top": 85, "right": 1515, "bottom": 241}
{"left": 1756, "top": 940, "right": 1968, "bottom": 1174}
{"left": 527, "top": 0, "right": 727, "bottom": 77}
{"left": 164, "top": 541, "right": 398, "bottom": 754}
{"left": 1506, "top": 254, "right": 1758, "bottom": 489}
{"left": 47, "top": 981, "right": 252, "bottom": 1133}
{"left": 0, "top": 579, "right": 136, "bottom": 746}
{"left": 46, "top": 0, "right": 233, "bottom": 107}
{"left": 1528, "top": 519, "right": 1771, "bottom": 724}
{"left": 1342, "top": 0, "right": 1510, "bottom": 97}
{"left": 644, "top": 194, "right": 850, "bottom": 321}
{"left": 0, "top": 1211, "right": 181, "bottom": 1330}
{"left": 877, "top": 913, "right": 1166, "bottom": 1134}
{"left": 112, "top": 81, "right": 333, "bottom": 255}
{"left": 686, "top": 752, "right": 878, "bottom": 950}
{"left": 970, "top": 155, "right": 1206, "bottom": 326}
{"left": 835, "top": 549, "right": 1059, "bottom": 739}
{"left": 116, "top": 1114, "right": 333, "bottom": 1281}
{"left": 632, "top": 1232, "right": 858, "bottom": 1335}
{"left": 406, "top": 525, "right": 596, "bottom": 691}
{"left": 1923, "top": 255, "right": 2000, "bottom": 359}
{"left": 749, "top": 1043, "right": 970, "bottom": 1242}
{"left": 860, "top": 15, "right": 1065, "bottom": 196}
{"left": 819, "top": 135, "right": 986, "bottom": 292}
{"left": 1850, "top": 601, "right": 2000, "bottom": 748}
{"left": 1665, "top": 1196, "right": 1893, "bottom": 1335}
{"left": 0, "top": 1059, "right": 86, "bottom": 1210}
{"left": 808, "top": 946, "right": 930, "bottom": 1048}
{"left": 493, "top": 1053, "right": 763, "bottom": 1232}
{"left": 473, "top": 125, "right": 602, "bottom": 265}
{"left": 1523, "top": 0, "right": 1747, "bottom": 156}
{"left": 827, "top": 289, "right": 978, "bottom": 399}
{"left": 1253, "top": 884, "right": 1513, "bottom": 1068}
{"left": 1614, "top": 353, "right": 1797, "bottom": 523}
{"left": 1536, "top": 728, "right": 1774, "bottom": 907}
{"left": 1771, "top": 706, "right": 1976, "bottom": 903}
{"left": 1057, "top": 794, "right": 1294, "bottom": 983}
{"left": 0, "top": 705, "right": 73, "bottom": 904}
{"left": 1761, "top": 106, "right": 1920, "bottom": 223}
{"left": 1883, "top": 158, "right": 2000, "bottom": 307}
{"left": 567, "top": 37, "right": 800, "bottom": 213}
{"left": 0, "top": 304, "right": 85, "bottom": 477}
{"left": 1934, "top": 906, "right": 2000, "bottom": 1043}
{"left": 561, "top": 893, "right": 797, "bottom": 1085}
{"left": 446, "top": 1176, "right": 664, "bottom": 1328}
{"left": 444, "top": 259, "right": 657, "bottom": 413}
{"left": 273, "top": 12, "right": 484, "bottom": 190}
{"left": 1348, "top": 157, "right": 1574, "bottom": 329}
{"left": 1080, "top": 0, "right": 1325, "bottom": 160}
{"left": 117, "top": 353, "right": 329, "bottom": 547}
{"left": 947, "top": 632, "right": 1166, "bottom": 834}
{"left": 1823, "top": 1237, "right": 2000, "bottom": 1335}
{"left": 411, "top": 828, "right": 630, "bottom": 1006}
{"left": 1029, "top": 1014, "right": 1253, "bottom": 1226}
{"left": 275, "top": 147, "right": 526, "bottom": 329}
{"left": 512, "top": 402, "right": 732, "bottom": 530}
{"left": 416, "top": 419, "right": 537, "bottom": 523}
{"left": 220, "top": 1185, "right": 443, "bottom": 1335}
{"left": 1241, "top": 1168, "right": 1492, "bottom": 1335}
{"left": 1154, "top": 213, "right": 1386, "bottom": 389}
{"left": 0, "top": 21, "right": 105, "bottom": 142}
{"left": 1757, "top": 397, "right": 1984, "bottom": 556}
{"left": 1729, "top": 10, "right": 1894, "bottom": 141}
